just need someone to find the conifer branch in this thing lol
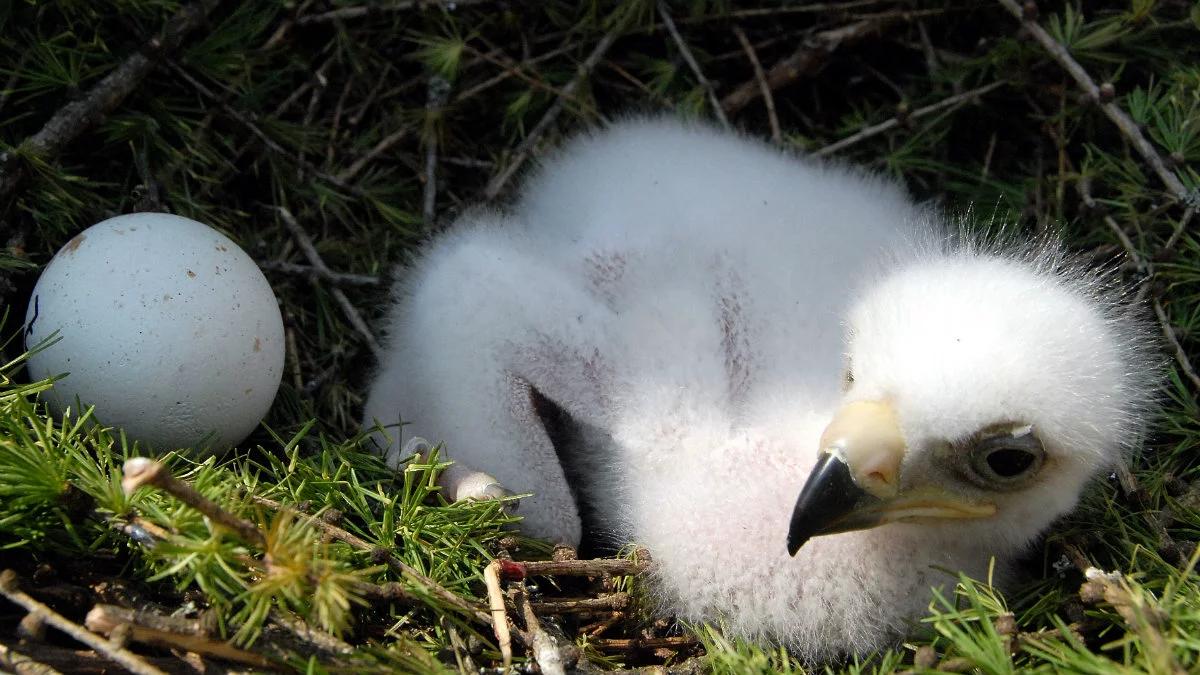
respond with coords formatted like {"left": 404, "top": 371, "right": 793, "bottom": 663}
{"left": 0, "top": 0, "right": 220, "bottom": 201}
{"left": 721, "top": 15, "right": 898, "bottom": 115}
{"left": 274, "top": 207, "right": 384, "bottom": 359}
{"left": 815, "top": 81, "right": 1007, "bottom": 157}
{"left": 732, "top": 25, "right": 781, "bottom": 143}
{"left": 248, "top": 495, "right": 497, "bottom": 630}
{"left": 996, "top": 0, "right": 1194, "bottom": 205}
{"left": 484, "top": 30, "right": 619, "bottom": 199}
{"left": 658, "top": 1, "right": 730, "bottom": 130}
{"left": 122, "top": 458, "right": 266, "bottom": 547}
{"left": 1076, "top": 178, "right": 1200, "bottom": 392}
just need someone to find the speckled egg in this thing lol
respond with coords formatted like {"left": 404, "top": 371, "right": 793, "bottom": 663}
{"left": 24, "top": 213, "right": 285, "bottom": 450}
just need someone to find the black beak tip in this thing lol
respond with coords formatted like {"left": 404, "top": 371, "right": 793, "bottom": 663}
{"left": 786, "top": 534, "right": 805, "bottom": 557}
{"left": 785, "top": 451, "right": 870, "bottom": 556}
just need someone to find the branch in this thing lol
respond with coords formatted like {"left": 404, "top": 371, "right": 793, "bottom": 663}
{"left": 731, "top": 25, "right": 781, "bottom": 143}
{"left": 257, "top": 260, "right": 382, "bottom": 287}
{"left": 0, "top": 571, "right": 167, "bottom": 675}
{"left": 274, "top": 207, "right": 384, "bottom": 359}
{"left": 484, "top": 30, "right": 619, "bottom": 199}
{"left": 815, "top": 81, "right": 1007, "bottom": 157}
{"left": 657, "top": 1, "right": 730, "bottom": 130}
{"left": 295, "top": 0, "right": 493, "bottom": 26}
{"left": 1076, "top": 179, "right": 1200, "bottom": 392}
{"left": 504, "top": 557, "right": 648, "bottom": 578}
{"left": 122, "top": 457, "right": 266, "bottom": 547}
{"left": 721, "top": 15, "right": 899, "bottom": 115}
{"left": 85, "top": 604, "right": 275, "bottom": 669}
{"left": 0, "top": 642, "right": 61, "bottom": 675}
{"left": 0, "top": 0, "right": 220, "bottom": 201}
{"left": 248, "top": 496, "right": 498, "bottom": 632}
{"left": 484, "top": 560, "right": 514, "bottom": 667}
{"left": 995, "top": 0, "right": 1194, "bottom": 205}
{"left": 166, "top": 61, "right": 370, "bottom": 200}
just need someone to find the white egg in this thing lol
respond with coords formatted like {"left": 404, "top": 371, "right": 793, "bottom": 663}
{"left": 24, "top": 213, "right": 285, "bottom": 450}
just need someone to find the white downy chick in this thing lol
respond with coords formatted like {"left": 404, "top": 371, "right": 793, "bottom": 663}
{"left": 363, "top": 118, "right": 1159, "bottom": 660}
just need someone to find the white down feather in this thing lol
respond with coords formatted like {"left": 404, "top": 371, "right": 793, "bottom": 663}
{"left": 363, "top": 117, "right": 1159, "bottom": 660}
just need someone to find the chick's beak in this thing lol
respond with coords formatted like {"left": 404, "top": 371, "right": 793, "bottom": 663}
{"left": 786, "top": 400, "right": 995, "bottom": 556}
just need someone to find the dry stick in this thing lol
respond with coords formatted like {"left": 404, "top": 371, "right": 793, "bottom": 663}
{"left": 731, "top": 25, "right": 781, "bottom": 143}
{"left": 590, "top": 636, "right": 698, "bottom": 651}
{"left": 0, "top": 571, "right": 167, "bottom": 675}
{"left": 270, "top": 610, "right": 354, "bottom": 655}
{"left": 0, "top": 643, "right": 61, "bottom": 675}
{"left": 423, "top": 76, "right": 451, "bottom": 225}
{"left": 0, "top": 642, "right": 194, "bottom": 675}
{"left": 0, "top": 0, "right": 219, "bottom": 201}
{"left": 295, "top": 0, "right": 492, "bottom": 26}
{"left": 531, "top": 593, "right": 630, "bottom": 615}
{"left": 721, "top": 15, "right": 897, "bottom": 115}
{"left": 85, "top": 605, "right": 274, "bottom": 669}
{"left": 123, "top": 457, "right": 265, "bottom": 547}
{"left": 483, "top": 560, "right": 514, "bottom": 667}
{"left": 517, "top": 557, "right": 647, "bottom": 577}
{"left": 657, "top": 1, "right": 730, "bottom": 130}
{"left": 484, "top": 30, "right": 619, "bottom": 199}
{"left": 1077, "top": 181, "right": 1200, "bottom": 392}
{"left": 995, "top": 0, "right": 1193, "bottom": 205}
{"left": 515, "top": 586, "right": 568, "bottom": 675}
{"left": 815, "top": 81, "right": 1006, "bottom": 157}
{"left": 248, "top": 496, "right": 498, "bottom": 630}
{"left": 275, "top": 207, "right": 384, "bottom": 359}
{"left": 257, "top": 260, "right": 382, "bottom": 287}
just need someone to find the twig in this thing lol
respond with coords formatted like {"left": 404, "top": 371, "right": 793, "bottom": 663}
{"left": 258, "top": 260, "right": 382, "bottom": 287}
{"left": 85, "top": 604, "right": 274, "bottom": 669}
{"left": 453, "top": 43, "right": 577, "bottom": 104}
{"left": 0, "top": 643, "right": 62, "bottom": 675}
{"left": 335, "top": 126, "right": 409, "bottom": 184}
{"left": 0, "top": 0, "right": 220, "bottom": 201}
{"left": 530, "top": 593, "right": 630, "bottom": 615}
{"left": 248, "top": 496, "right": 498, "bottom": 630}
{"left": 484, "top": 560, "right": 513, "bottom": 667}
{"left": 270, "top": 610, "right": 354, "bottom": 655}
{"left": 0, "top": 642, "right": 192, "bottom": 675}
{"left": 274, "top": 207, "right": 384, "bottom": 359}
{"left": 484, "top": 30, "right": 619, "bottom": 199}
{"left": 589, "top": 636, "right": 698, "bottom": 651}
{"left": 1076, "top": 179, "right": 1200, "bottom": 391}
{"left": 508, "top": 557, "right": 648, "bottom": 578}
{"left": 1153, "top": 298, "right": 1200, "bottom": 392}
{"left": 721, "top": 15, "right": 899, "bottom": 115}
{"left": 462, "top": 43, "right": 595, "bottom": 115}
{"left": 995, "top": 0, "right": 1194, "bottom": 205}
{"left": 123, "top": 457, "right": 265, "bottom": 546}
{"left": 515, "top": 585, "right": 568, "bottom": 675}
{"left": 657, "top": 1, "right": 729, "bottom": 130}
{"left": 0, "top": 570, "right": 167, "bottom": 675}
{"left": 295, "top": 0, "right": 492, "bottom": 26}
{"left": 731, "top": 25, "right": 780, "bottom": 143}
{"left": 167, "top": 61, "right": 370, "bottom": 200}
{"left": 815, "top": 81, "right": 1006, "bottom": 157}
{"left": 423, "top": 76, "right": 450, "bottom": 224}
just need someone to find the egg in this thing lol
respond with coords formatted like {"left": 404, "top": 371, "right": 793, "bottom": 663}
{"left": 24, "top": 213, "right": 285, "bottom": 450}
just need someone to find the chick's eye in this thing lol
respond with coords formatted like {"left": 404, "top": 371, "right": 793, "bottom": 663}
{"left": 964, "top": 426, "right": 1045, "bottom": 489}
